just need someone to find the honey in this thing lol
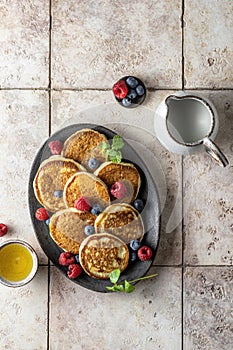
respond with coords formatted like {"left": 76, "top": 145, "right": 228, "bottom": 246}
{"left": 0, "top": 243, "right": 33, "bottom": 282}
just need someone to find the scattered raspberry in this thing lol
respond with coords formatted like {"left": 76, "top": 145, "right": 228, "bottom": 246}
{"left": 112, "top": 80, "right": 128, "bottom": 99}
{"left": 137, "top": 246, "right": 153, "bottom": 261}
{"left": 58, "top": 252, "right": 75, "bottom": 266}
{"left": 48, "top": 140, "right": 63, "bottom": 155}
{"left": 0, "top": 223, "right": 8, "bottom": 237}
{"left": 35, "top": 208, "right": 49, "bottom": 221}
{"left": 110, "top": 181, "right": 127, "bottom": 199}
{"left": 74, "top": 197, "right": 91, "bottom": 212}
{"left": 67, "top": 264, "right": 83, "bottom": 279}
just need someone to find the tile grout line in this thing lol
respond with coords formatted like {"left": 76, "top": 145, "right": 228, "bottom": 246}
{"left": 1, "top": 87, "right": 233, "bottom": 91}
{"left": 47, "top": 1, "right": 52, "bottom": 350}
{"left": 181, "top": 0, "right": 185, "bottom": 349}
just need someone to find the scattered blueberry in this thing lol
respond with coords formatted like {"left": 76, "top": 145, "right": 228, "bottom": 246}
{"left": 84, "top": 225, "right": 95, "bottom": 236}
{"left": 126, "top": 77, "right": 138, "bottom": 88}
{"left": 136, "top": 85, "right": 145, "bottom": 96}
{"left": 54, "top": 190, "right": 63, "bottom": 198}
{"left": 91, "top": 204, "right": 103, "bottom": 215}
{"left": 133, "top": 199, "right": 144, "bottom": 212}
{"left": 130, "top": 251, "right": 137, "bottom": 262}
{"left": 45, "top": 218, "right": 50, "bottom": 225}
{"left": 74, "top": 254, "right": 80, "bottom": 263}
{"left": 88, "top": 158, "right": 99, "bottom": 169}
{"left": 122, "top": 97, "right": 132, "bottom": 107}
{"left": 130, "top": 239, "right": 141, "bottom": 251}
{"left": 127, "top": 89, "right": 137, "bottom": 99}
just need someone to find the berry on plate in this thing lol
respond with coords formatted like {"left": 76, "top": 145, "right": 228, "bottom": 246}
{"left": 67, "top": 264, "right": 82, "bottom": 279}
{"left": 91, "top": 204, "right": 103, "bottom": 215}
{"left": 59, "top": 252, "right": 75, "bottom": 266}
{"left": 48, "top": 140, "right": 63, "bottom": 155}
{"left": 110, "top": 181, "right": 127, "bottom": 199}
{"left": 130, "top": 239, "right": 141, "bottom": 251}
{"left": 84, "top": 225, "right": 95, "bottom": 236}
{"left": 112, "top": 80, "right": 128, "bottom": 99}
{"left": 88, "top": 158, "right": 99, "bottom": 169}
{"left": 54, "top": 190, "right": 63, "bottom": 198}
{"left": 74, "top": 197, "right": 91, "bottom": 212}
{"left": 35, "top": 208, "right": 49, "bottom": 221}
{"left": 137, "top": 246, "right": 153, "bottom": 261}
{"left": 133, "top": 199, "right": 144, "bottom": 212}
{"left": 0, "top": 223, "right": 8, "bottom": 237}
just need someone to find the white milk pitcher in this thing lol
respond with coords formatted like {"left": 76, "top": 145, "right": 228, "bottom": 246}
{"left": 154, "top": 92, "right": 228, "bottom": 167}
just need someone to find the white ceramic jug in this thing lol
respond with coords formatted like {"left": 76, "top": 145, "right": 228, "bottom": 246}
{"left": 154, "top": 92, "right": 228, "bottom": 167}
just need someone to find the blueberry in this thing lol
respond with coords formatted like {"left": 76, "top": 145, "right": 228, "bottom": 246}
{"left": 54, "top": 190, "right": 63, "bottom": 198}
{"left": 126, "top": 77, "right": 138, "bottom": 88}
{"left": 84, "top": 225, "right": 95, "bottom": 236}
{"left": 136, "top": 85, "right": 145, "bottom": 96}
{"left": 130, "top": 239, "right": 141, "bottom": 251}
{"left": 122, "top": 97, "right": 132, "bottom": 107}
{"left": 127, "top": 89, "right": 137, "bottom": 99}
{"left": 91, "top": 204, "right": 103, "bottom": 215}
{"left": 88, "top": 158, "right": 99, "bottom": 169}
{"left": 130, "top": 251, "right": 137, "bottom": 262}
{"left": 133, "top": 199, "right": 144, "bottom": 212}
{"left": 45, "top": 218, "right": 50, "bottom": 225}
{"left": 74, "top": 254, "right": 80, "bottom": 263}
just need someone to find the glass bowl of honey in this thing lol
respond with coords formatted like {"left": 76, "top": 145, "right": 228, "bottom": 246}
{"left": 0, "top": 240, "right": 38, "bottom": 287}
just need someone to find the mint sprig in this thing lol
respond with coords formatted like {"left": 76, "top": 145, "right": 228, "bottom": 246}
{"left": 101, "top": 135, "right": 124, "bottom": 163}
{"left": 106, "top": 269, "right": 158, "bottom": 293}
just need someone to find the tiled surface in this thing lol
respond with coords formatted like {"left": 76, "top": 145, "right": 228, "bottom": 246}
{"left": 184, "top": 0, "right": 233, "bottom": 88}
{"left": 0, "top": 1, "right": 233, "bottom": 350}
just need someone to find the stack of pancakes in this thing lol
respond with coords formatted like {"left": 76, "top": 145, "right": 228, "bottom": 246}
{"left": 33, "top": 128, "right": 144, "bottom": 279}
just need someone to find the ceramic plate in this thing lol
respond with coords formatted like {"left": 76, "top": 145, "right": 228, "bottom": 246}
{"left": 28, "top": 124, "right": 160, "bottom": 292}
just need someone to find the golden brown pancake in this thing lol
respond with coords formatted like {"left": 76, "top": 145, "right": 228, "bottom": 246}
{"left": 49, "top": 208, "right": 96, "bottom": 254}
{"left": 79, "top": 233, "right": 129, "bottom": 279}
{"left": 33, "top": 156, "right": 86, "bottom": 212}
{"left": 61, "top": 128, "right": 108, "bottom": 170}
{"left": 95, "top": 203, "right": 144, "bottom": 244}
{"left": 94, "top": 161, "right": 141, "bottom": 203}
{"left": 63, "top": 172, "right": 110, "bottom": 209}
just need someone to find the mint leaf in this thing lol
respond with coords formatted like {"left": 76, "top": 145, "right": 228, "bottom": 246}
{"left": 106, "top": 284, "right": 124, "bottom": 292}
{"left": 110, "top": 150, "right": 122, "bottom": 163}
{"left": 112, "top": 135, "right": 124, "bottom": 150}
{"left": 109, "top": 269, "right": 121, "bottom": 284}
{"left": 124, "top": 280, "right": 135, "bottom": 293}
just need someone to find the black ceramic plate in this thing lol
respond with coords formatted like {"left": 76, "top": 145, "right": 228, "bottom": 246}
{"left": 28, "top": 124, "right": 160, "bottom": 292}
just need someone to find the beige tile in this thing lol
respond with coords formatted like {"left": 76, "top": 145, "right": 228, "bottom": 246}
{"left": 184, "top": 0, "right": 233, "bottom": 88}
{"left": 183, "top": 91, "right": 233, "bottom": 265}
{"left": 0, "top": 0, "right": 49, "bottom": 88}
{"left": 0, "top": 90, "right": 49, "bottom": 263}
{"left": 49, "top": 266, "right": 181, "bottom": 350}
{"left": 184, "top": 267, "right": 233, "bottom": 350}
{"left": 52, "top": 90, "right": 182, "bottom": 264}
{"left": 52, "top": 0, "right": 182, "bottom": 89}
{"left": 0, "top": 266, "right": 48, "bottom": 350}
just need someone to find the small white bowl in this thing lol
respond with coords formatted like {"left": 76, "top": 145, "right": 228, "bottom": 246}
{"left": 0, "top": 240, "right": 38, "bottom": 287}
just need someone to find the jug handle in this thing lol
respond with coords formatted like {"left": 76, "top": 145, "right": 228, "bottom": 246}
{"left": 203, "top": 137, "right": 229, "bottom": 167}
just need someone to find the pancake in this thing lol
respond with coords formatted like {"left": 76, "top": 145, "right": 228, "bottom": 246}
{"left": 33, "top": 156, "right": 86, "bottom": 212}
{"left": 79, "top": 233, "right": 129, "bottom": 279}
{"left": 94, "top": 203, "right": 144, "bottom": 244}
{"left": 94, "top": 161, "right": 141, "bottom": 203}
{"left": 63, "top": 172, "right": 110, "bottom": 209}
{"left": 49, "top": 208, "right": 96, "bottom": 254}
{"left": 61, "top": 128, "right": 108, "bottom": 170}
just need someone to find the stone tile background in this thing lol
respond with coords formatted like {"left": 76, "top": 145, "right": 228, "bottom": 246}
{"left": 0, "top": 1, "right": 232, "bottom": 349}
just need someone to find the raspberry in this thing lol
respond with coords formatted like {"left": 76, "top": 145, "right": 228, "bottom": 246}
{"left": 67, "top": 264, "right": 82, "bottom": 279}
{"left": 137, "top": 246, "right": 153, "bottom": 261}
{"left": 74, "top": 197, "right": 91, "bottom": 212}
{"left": 58, "top": 252, "right": 75, "bottom": 266}
{"left": 35, "top": 208, "right": 49, "bottom": 221}
{"left": 110, "top": 181, "right": 127, "bottom": 199}
{"left": 0, "top": 223, "right": 8, "bottom": 237}
{"left": 48, "top": 140, "right": 63, "bottom": 155}
{"left": 112, "top": 80, "right": 128, "bottom": 99}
